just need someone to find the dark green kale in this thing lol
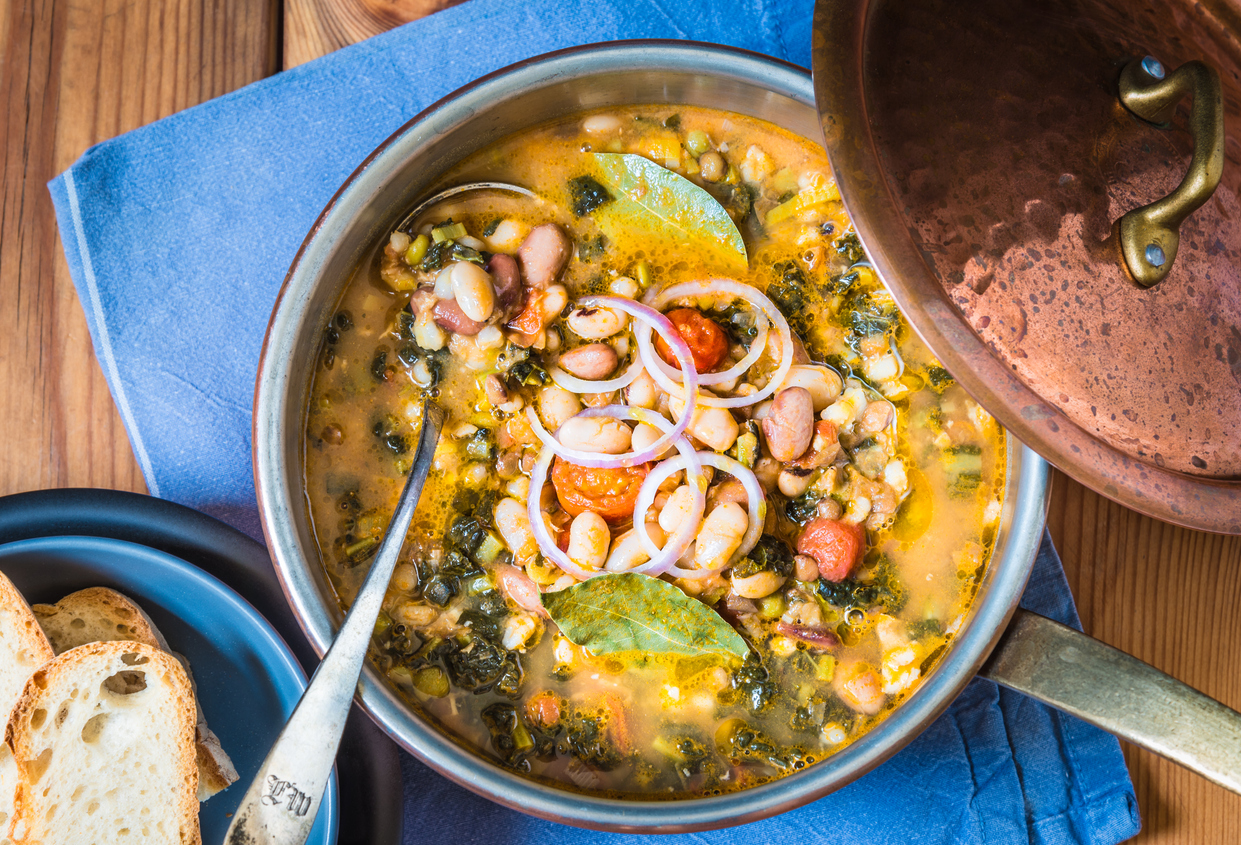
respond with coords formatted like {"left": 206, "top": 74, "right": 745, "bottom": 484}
{"left": 422, "top": 574, "right": 458, "bottom": 607}
{"left": 731, "top": 534, "right": 795, "bottom": 579}
{"left": 926, "top": 366, "right": 955, "bottom": 387}
{"left": 717, "top": 722, "right": 808, "bottom": 771}
{"left": 662, "top": 113, "right": 682, "bottom": 129}
{"left": 421, "top": 238, "right": 485, "bottom": 271}
{"left": 840, "top": 288, "right": 898, "bottom": 338}
{"left": 784, "top": 493, "right": 822, "bottom": 524}
{"left": 371, "top": 415, "right": 409, "bottom": 455}
{"left": 568, "top": 175, "right": 612, "bottom": 216}
{"left": 482, "top": 217, "right": 502, "bottom": 237}
{"left": 463, "top": 427, "right": 497, "bottom": 463}
{"left": 508, "top": 357, "right": 549, "bottom": 387}
{"left": 481, "top": 703, "right": 537, "bottom": 767}
{"left": 708, "top": 182, "right": 755, "bottom": 222}
{"left": 767, "top": 260, "right": 811, "bottom": 339}
{"left": 560, "top": 713, "right": 623, "bottom": 770}
{"left": 652, "top": 728, "right": 719, "bottom": 782}
{"left": 457, "top": 609, "right": 502, "bottom": 642}
{"left": 907, "top": 618, "right": 944, "bottom": 640}
{"left": 577, "top": 234, "right": 607, "bottom": 262}
{"left": 730, "top": 652, "right": 778, "bottom": 714}
{"left": 445, "top": 636, "right": 522, "bottom": 696}
{"left": 833, "top": 232, "right": 866, "bottom": 265}
{"left": 815, "top": 553, "right": 908, "bottom": 614}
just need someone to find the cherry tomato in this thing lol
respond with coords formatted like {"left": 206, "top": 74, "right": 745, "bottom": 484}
{"left": 654, "top": 308, "right": 729, "bottom": 373}
{"left": 797, "top": 518, "right": 866, "bottom": 582}
{"left": 550, "top": 458, "right": 649, "bottom": 523}
{"left": 505, "top": 289, "right": 544, "bottom": 335}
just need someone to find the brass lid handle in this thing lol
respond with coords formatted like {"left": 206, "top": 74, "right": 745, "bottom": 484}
{"left": 1117, "top": 56, "right": 1225, "bottom": 288}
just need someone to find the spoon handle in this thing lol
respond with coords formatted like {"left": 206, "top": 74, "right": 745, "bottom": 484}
{"left": 224, "top": 400, "right": 444, "bottom": 845}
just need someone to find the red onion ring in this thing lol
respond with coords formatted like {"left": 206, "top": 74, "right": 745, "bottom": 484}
{"left": 527, "top": 407, "right": 704, "bottom": 581}
{"left": 525, "top": 298, "right": 698, "bottom": 469}
{"left": 548, "top": 354, "right": 643, "bottom": 395}
{"left": 657, "top": 451, "right": 768, "bottom": 580}
{"left": 635, "top": 279, "right": 794, "bottom": 409}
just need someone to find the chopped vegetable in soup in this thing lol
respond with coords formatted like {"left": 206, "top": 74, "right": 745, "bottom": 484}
{"left": 304, "top": 106, "right": 1005, "bottom": 797}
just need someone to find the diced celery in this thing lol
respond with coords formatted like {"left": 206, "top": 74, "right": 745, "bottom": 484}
{"left": 815, "top": 654, "right": 836, "bottom": 682}
{"left": 431, "top": 222, "right": 467, "bottom": 243}
{"left": 373, "top": 611, "right": 393, "bottom": 639}
{"left": 764, "top": 184, "right": 842, "bottom": 228}
{"left": 473, "top": 532, "right": 505, "bottom": 565}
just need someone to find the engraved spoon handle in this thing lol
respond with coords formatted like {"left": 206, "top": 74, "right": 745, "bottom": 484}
{"left": 224, "top": 399, "right": 444, "bottom": 845}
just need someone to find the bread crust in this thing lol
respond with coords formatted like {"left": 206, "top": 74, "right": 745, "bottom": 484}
{"left": 32, "top": 587, "right": 239, "bottom": 800}
{"left": 0, "top": 573, "right": 54, "bottom": 720}
{"left": 6, "top": 641, "right": 200, "bottom": 845}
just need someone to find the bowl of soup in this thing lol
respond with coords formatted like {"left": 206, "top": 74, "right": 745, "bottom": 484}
{"left": 254, "top": 41, "right": 1050, "bottom": 830}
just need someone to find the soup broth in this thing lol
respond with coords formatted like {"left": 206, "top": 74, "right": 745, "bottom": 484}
{"left": 304, "top": 106, "right": 1005, "bottom": 797}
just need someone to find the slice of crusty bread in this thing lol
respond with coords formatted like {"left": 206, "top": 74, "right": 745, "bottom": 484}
{"left": 5, "top": 641, "right": 200, "bottom": 845}
{"left": 32, "top": 588, "right": 239, "bottom": 801}
{"left": 0, "top": 573, "right": 54, "bottom": 721}
{"left": 0, "top": 572, "right": 54, "bottom": 845}
{"left": 33, "top": 587, "right": 168, "bottom": 655}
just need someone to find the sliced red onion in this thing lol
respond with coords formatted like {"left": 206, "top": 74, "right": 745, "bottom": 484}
{"left": 548, "top": 354, "right": 643, "bottom": 395}
{"left": 642, "top": 282, "right": 771, "bottom": 387}
{"left": 524, "top": 298, "right": 698, "bottom": 469}
{"left": 661, "top": 451, "right": 767, "bottom": 580}
{"left": 525, "top": 446, "right": 605, "bottom": 581}
{"left": 635, "top": 279, "right": 794, "bottom": 409}
{"left": 527, "top": 407, "right": 704, "bottom": 581}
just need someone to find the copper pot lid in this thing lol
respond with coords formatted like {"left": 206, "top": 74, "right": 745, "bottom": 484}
{"left": 812, "top": 0, "right": 1241, "bottom": 534}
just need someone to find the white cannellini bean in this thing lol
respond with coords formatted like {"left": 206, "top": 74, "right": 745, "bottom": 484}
{"left": 740, "top": 144, "right": 773, "bottom": 184}
{"left": 658, "top": 485, "right": 697, "bottom": 533}
{"left": 863, "top": 353, "right": 900, "bottom": 383}
{"left": 542, "top": 284, "right": 568, "bottom": 320}
{"left": 669, "top": 395, "right": 740, "bottom": 452}
{"left": 605, "top": 524, "right": 667, "bottom": 572}
{"left": 414, "top": 309, "right": 446, "bottom": 351}
{"left": 694, "top": 502, "right": 748, "bottom": 570}
{"left": 475, "top": 325, "right": 505, "bottom": 350}
{"left": 632, "top": 422, "right": 674, "bottom": 460}
{"left": 393, "top": 602, "right": 439, "bottom": 628}
{"left": 412, "top": 359, "right": 434, "bottom": 386}
{"left": 583, "top": 114, "right": 623, "bottom": 135}
{"left": 567, "top": 305, "right": 627, "bottom": 340}
{"left": 391, "top": 563, "right": 419, "bottom": 593}
{"left": 538, "top": 384, "right": 582, "bottom": 430}
{"left": 609, "top": 276, "right": 640, "bottom": 298}
{"left": 433, "top": 265, "right": 455, "bottom": 299}
{"left": 495, "top": 497, "right": 539, "bottom": 562}
{"left": 557, "top": 416, "right": 632, "bottom": 454}
{"left": 778, "top": 365, "right": 844, "bottom": 411}
{"left": 883, "top": 459, "right": 908, "bottom": 495}
{"left": 502, "top": 613, "right": 541, "bottom": 651}
{"left": 451, "top": 261, "right": 496, "bottom": 322}
{"left": 778, "top": 469, "right": 813, "bottom": 498}
{"left": 485, "top": 219, "right": 529, "bottom": 253}
{"left": 730, "top": 570, "right": 786, "bottom": 600}
{"left": 821, "top": 387, "right": 868, "bottom": 428}
{"left": 506, "top": 476, "right": 531, "bottom": 500}
{"left": 457, "top": 235, "right": 486, "bottom": 251}
{"left": 567, "top": 512, "right": 611, "bottom": 569}
{"left": 389, "top": 231, "right": 412, "bottom": 253}
{"left": 625, "top": 368, "right": 659, "bottom": 409}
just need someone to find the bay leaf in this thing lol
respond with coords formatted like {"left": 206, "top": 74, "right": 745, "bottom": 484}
{"left": 591, "top": 153, "right": 748, "bottom": 271}
{"left": 541, "top": 572, "right": 748, "bottom": 660}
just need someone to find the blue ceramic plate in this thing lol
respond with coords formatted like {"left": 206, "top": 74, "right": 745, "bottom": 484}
{"left": 0, "top": 535, "right": 339, "bottom": 845}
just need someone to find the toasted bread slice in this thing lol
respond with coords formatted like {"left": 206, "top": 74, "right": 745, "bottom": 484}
{"left": 32, "top": 588, "right": 239, "bottom": 801}
{"left": 1, "top": 742, "right": 17, "bottom": 845}
{"left": 5, "top": 641, "right": 200, "bottom": 845}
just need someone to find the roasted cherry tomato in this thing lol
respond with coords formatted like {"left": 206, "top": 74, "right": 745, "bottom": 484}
{"left": 654, "top": 308, "right": 729, "bottom": 373}
{"left": 797, "top": 518, "right": 866, "bottom": 582}
{"left": 551, "top": 458, "right": 649, "bottom": 523}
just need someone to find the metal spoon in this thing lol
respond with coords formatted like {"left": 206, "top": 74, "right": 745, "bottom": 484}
{"left": 224, "top": 399, "right": 445, "bottom": 845}
{"left": 395, "top": 181, "right": 537, "bottom": 233}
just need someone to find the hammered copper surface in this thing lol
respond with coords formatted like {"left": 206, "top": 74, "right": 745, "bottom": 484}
{"left": 813, "top": 0, "right": 1241, "bottom": 533}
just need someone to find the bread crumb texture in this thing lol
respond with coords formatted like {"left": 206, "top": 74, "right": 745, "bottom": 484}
{"left": 6, "top": 641, "right": 200, "bottom": 845}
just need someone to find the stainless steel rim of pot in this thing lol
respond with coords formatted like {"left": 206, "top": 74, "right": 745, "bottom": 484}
{"left": 252, "top": 41, "right": 1241, "bottom": 830}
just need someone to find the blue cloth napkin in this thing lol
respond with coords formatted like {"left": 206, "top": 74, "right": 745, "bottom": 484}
{"left": 47, "top": 0, "right": 1141, "bottom": 841}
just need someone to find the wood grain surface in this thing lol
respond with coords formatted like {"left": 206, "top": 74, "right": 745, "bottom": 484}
{"left": 2, "top": 1, "right": 1239, "bottom": 841}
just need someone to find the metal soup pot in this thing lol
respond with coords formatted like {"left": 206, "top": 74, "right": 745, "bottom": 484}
{"left": 254, "top": 42, "right": 1241, "bottom": 832}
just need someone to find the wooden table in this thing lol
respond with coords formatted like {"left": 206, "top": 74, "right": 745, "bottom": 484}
{"left": 3, "top": 1, "right": 1239, "bottom": 840}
